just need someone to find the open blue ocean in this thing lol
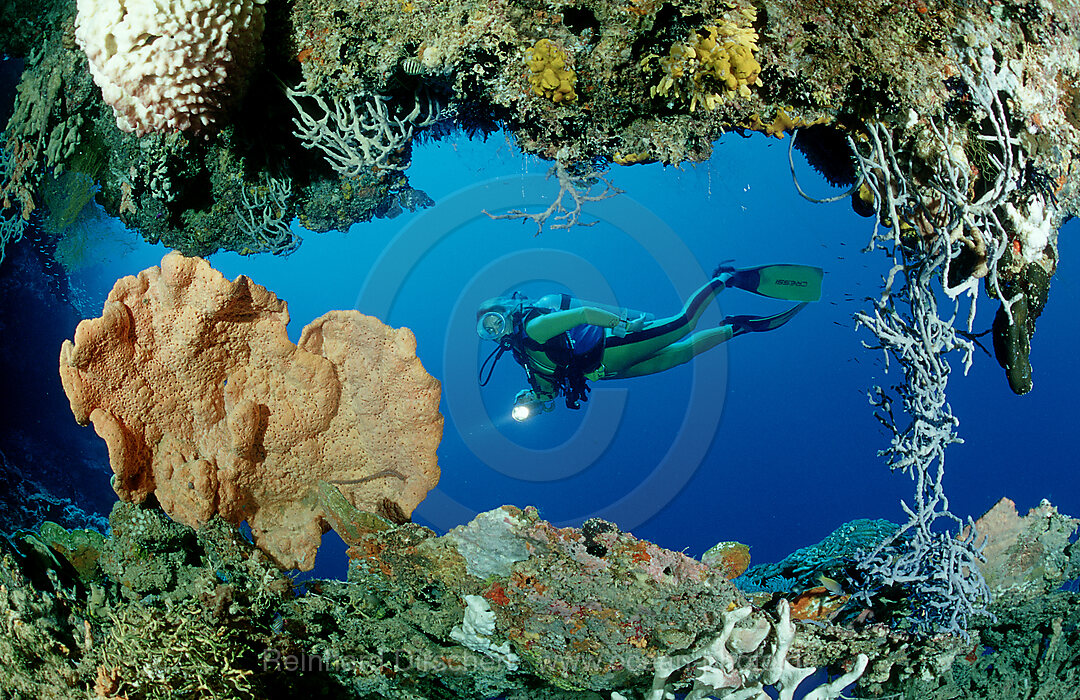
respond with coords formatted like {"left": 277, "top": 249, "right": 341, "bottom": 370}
{"left": 3, "top": 127, "right": 1076, "bottom": 582}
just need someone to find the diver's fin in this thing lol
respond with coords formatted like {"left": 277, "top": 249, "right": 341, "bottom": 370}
{"left": 726, "top": 265, "right": 823, "bottom": 302}
{"left": 725, "top": 303, "right": 808, "bottom": 337}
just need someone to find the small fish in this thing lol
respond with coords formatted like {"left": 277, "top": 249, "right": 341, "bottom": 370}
{"left": 818, "top": 573, "right": 844, "bottom": 595}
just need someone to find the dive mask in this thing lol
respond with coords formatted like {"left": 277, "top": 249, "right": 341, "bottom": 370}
{"left": 477, "top": 311, "right": 509, "bottom": 340}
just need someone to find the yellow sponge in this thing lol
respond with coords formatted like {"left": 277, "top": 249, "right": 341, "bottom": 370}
{"left": 642, "top": 6, "right": 762, "bottom": 112}
{"left": 527, "top": 39, "right": 577, "bottom": 104}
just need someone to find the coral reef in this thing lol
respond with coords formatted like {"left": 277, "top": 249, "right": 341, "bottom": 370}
{"left": 1, "top": 498, "right": 1074, "bottom": 699}
{"left": 0, "top": 1, "right": 1076, "bottom": 694}
{"left": 58, "top": 253, "right": 443, "bottom": 570}
{"left": 2, "top": 0, "right": 1076, "bottom": 259}
{"left": 2, "top": 0, "right": 1078, "bottom": 388}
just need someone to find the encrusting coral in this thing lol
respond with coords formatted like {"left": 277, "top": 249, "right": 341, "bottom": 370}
{"left": 970, "top": 497, "right": 1077, "bottom": 597}
{"left": 58, "top": 252, "right": 443, "bottom": 570}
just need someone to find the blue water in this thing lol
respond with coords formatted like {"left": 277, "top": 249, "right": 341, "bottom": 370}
{"left": 3, "top": 131, "right": 1077, "bottom": 582}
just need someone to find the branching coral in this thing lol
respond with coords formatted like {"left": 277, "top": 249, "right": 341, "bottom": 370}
{"left": 96, "top": 602, "right": 260, "bottom": 699}
{"left": 234, "top": 176, "right": 301, "bottom": 256}
{"left": 284, "top": 83, "right": 440, "bottom": 175}
{"left": 641, "top": 7, "right": 762, "bottom": 113}
{"left": 836, "top": 40, "right": 1064, "bottom": 630}
{"left": 483, "top": 159, "right": 622, "bottom": 235}
{"left": 643, "top": 600, "right": 869, "bottom": 700}
{"left": 848, "top": 114, "right": 1007, "bottom": 636}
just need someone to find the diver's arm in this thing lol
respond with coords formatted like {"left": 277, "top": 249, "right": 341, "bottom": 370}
{"left": 525, "top": 307, "right": 623, "bottom": 343}
{"left": 535, "top": 294, "right": 654, "bottom": 323}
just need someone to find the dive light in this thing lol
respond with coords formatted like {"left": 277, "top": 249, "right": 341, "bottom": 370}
{"left": 511, "top": 390, "right": 548, "bottom": 422}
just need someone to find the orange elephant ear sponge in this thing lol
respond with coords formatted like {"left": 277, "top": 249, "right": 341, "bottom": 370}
{"left": 59, "top": 252, "right": 442, "bottom": 570}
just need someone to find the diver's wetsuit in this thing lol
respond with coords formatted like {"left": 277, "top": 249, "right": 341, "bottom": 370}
{"left": 514, "top": 298, "right": 616, "bottom": 405}
{"left": 518, "top": 275, "right": 734, "bottom": 402}
{"left": 491, "top": 264, "right": 816, "bottom": 410}
{"left": 599, "top": 275, "right": 734, "bottom": 378}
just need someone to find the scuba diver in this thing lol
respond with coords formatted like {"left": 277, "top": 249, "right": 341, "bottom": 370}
{"left": 477, "top": 263, "right": 823, "bottom": 421}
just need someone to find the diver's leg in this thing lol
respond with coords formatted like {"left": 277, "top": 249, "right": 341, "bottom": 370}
{"left": 613, "top": 303, "right": 809, "bottom": 378}
{"left": 602, "top": 276, "right": 728, "bottom": 370}
{"left": 658, "top": 274, "right": 730, "bottom": 333}
{"left": 613, "top": 325, "right": 735, "bottom": 378}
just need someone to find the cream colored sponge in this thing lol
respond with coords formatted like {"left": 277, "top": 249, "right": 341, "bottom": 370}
{"left": 75, "top": 0, "right": 266, "bottom": 135}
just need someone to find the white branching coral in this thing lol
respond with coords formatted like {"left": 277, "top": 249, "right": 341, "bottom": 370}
{"left": 74, "top": 0, "right": 267, "bottom": 135}
{"left": 284, "top": 84, "right": 440, "bottom": 175}
{"left": 846, "top": 77, "right": 1022, "bottom": 635}
{"left": 641, "top": 601, "right": 867, "bottom": 700}
{"left": 483, "top": 159, "right": 623, "bottom": 235}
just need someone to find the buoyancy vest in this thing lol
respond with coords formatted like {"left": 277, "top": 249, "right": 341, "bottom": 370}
{"left": 514, "top": 306, "right": 605, "bottom": 409}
